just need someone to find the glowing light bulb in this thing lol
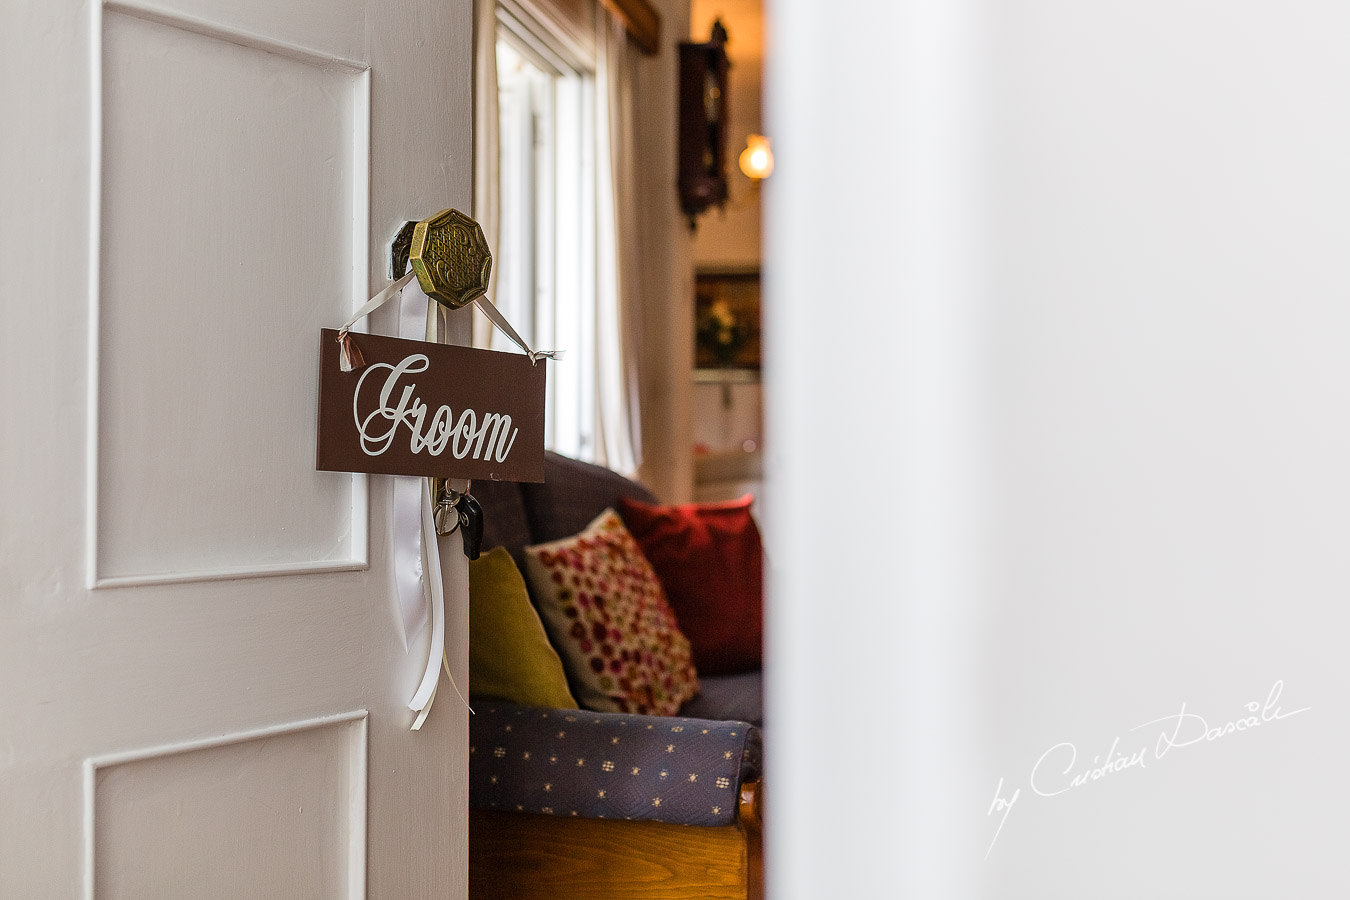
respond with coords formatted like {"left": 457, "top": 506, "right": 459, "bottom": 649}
{"left": 738, "top": 134, "right": 774, "bottom": 180}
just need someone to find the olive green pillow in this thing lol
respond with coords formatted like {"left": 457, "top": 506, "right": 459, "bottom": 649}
{"left": 469, "top": 547, "right": 579, "bottom": 709}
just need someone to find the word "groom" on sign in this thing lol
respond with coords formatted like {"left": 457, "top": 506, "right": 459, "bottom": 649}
{"left": 355, "top": 353, "right": 518, "bottom": 462}
{"left": 316, "top": 328, "right": 545, "bottom": 482}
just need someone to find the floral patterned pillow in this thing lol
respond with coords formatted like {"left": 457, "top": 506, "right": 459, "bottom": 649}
{"left": 522, "top": 509, "right": 699, "bottom": 716}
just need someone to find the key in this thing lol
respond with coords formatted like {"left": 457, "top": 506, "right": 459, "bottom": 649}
{"left": 432, "top": 481, "right": 485, "bottom": 559}
{"left": 456, "top": 493, "right": 484, "bottom": 561}
{"left": 434, "top": 482, "right": 463, "bottom": 536}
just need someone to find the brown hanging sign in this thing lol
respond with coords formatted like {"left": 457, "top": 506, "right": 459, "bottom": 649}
{"left": 315, "top": 328, "right": 546, "bottom": 483}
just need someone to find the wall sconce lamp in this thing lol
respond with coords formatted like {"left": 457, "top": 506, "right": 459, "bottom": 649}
{"left": 738, "top": 134, "right": 774, "bottom": 181}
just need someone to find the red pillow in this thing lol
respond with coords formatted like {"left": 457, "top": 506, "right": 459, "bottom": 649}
{"left": 617, "top": 495, "right": 763, "bottom": 675}
{"left": 522, "top": 509, "right": 700, "bottom": 715}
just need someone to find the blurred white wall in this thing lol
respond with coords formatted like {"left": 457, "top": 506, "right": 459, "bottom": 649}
{"left": 765, "top": 1, "right": 1350, "bottom": 897}
{"left": 692, "top": 382, "right": 763, "bottom": 453}
{"left": 634, "top": 0, "right": 697, "bottom": 502}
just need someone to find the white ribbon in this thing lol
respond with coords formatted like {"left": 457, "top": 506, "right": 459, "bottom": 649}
{"left": 339, "top": 261, "right": 558, "bottom": 364}
{"left": 392, "top": 477, "right": 428, "bottom": 647}
{"left": 472, "top": 295, "right": 562, "bottom": 364}
{"left": 395, "top": 270, "right": 447, "bottom": 729}
{"left": 339, "top": 270, "right": 415, "bottom": 336}
{"left": 408, "top": 478, "right": 446, "bottom": 729}
{"left": 392, "top": 272, "right": 433, "bottom": 646}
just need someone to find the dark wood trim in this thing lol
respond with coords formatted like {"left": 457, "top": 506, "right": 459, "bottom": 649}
{"left": 601, "top": 0, "right": 661, "bottom": 55}
{"left": 739, "top": 781, "right": 764, "bottom": 900}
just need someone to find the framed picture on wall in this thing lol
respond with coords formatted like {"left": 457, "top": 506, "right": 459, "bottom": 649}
{"left": 694, "top": 268, "right": 761, "bottom": 376}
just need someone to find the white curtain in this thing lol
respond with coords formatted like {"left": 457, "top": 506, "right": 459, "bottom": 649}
{"left": 472, "top": 0, "right": 500, "bottom": 350}
{"left": 592, "top": 8, "right": 643, "bottom": 475}
{"left": 475, "top": 0, "right": 643, "bottom": 473}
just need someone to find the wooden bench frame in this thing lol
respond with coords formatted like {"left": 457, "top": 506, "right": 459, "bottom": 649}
{"left": 470, "top": 780, "right": 763, "bottom": 900}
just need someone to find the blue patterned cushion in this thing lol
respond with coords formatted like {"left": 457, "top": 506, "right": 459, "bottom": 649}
{"left": 470, "top": 704, "right": 760, "bottom": 826}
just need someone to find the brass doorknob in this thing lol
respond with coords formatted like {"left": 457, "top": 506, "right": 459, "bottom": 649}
{"left": 409, "top": 208, "right": 493, "bottom": 310}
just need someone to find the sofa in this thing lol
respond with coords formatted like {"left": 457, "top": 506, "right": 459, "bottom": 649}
{"left": 467, "top": 452, "right": 764, "bottom": 900}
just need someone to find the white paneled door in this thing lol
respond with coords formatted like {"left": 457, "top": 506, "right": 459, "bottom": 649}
{"left": 0, "top": 0, "right": 472, "bottom": 896}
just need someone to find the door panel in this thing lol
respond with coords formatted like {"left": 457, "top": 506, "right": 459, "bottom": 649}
{"left": 93, "top": 713, "right": 366, "bottom": 899}
{"left": 0, "top": 0, "right": 472, "bottom": 895}
{"left": 97, "top": 8, "right": 369, "bottom": 584}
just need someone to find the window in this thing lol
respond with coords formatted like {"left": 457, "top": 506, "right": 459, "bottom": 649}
{"left": 495, "top": 7, "right": 597, "bottom": 461}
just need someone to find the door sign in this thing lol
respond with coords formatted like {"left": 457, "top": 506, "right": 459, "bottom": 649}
{"left": 315, "top": 327, "right": 546, "bottom": 483}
